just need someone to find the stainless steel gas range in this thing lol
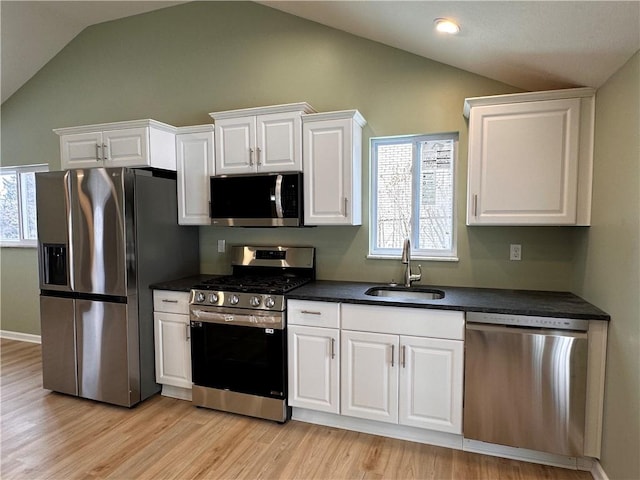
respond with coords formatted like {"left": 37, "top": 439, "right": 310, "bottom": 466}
{"left": 189, "top": 245, "right": 315, "bottom": 423}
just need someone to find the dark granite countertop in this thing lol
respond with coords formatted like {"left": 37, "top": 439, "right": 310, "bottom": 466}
{"left": 150, "top": 276, "right": 609, "bottom": 320}
{"left": 149, "top": 274, "right": 221, "bottom": 292}
{"left": 286, "top": 280, "right": 610, "bottom": 321}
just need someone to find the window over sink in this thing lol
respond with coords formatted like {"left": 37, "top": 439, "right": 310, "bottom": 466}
{"left": 369, "top": 133, "right": 458, "bottom": 260}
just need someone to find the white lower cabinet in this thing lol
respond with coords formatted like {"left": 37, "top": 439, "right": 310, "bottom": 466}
{"left": 153, "top": 290, "right": 192, "bottom": 399}
{"left": 287, "top": 300, "right": 340, "bottom": 414}
{"left": 398, "top": 335, "right": 463, "bottom": 433}
{"left": 341, "top": 330, "right": 463, "bottom": 434}
{"left": 287, "top": 300, "right": 464, "bottom": 436}
{"left": 288, "top": 325, "right": 340, "bottom": 413}
{"left": 341, "top": 330, "right": 399, "bottom": 423}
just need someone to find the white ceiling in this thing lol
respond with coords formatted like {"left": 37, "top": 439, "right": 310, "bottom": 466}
{"left": 2, "top": 1, "right": 639, "bottom": 104}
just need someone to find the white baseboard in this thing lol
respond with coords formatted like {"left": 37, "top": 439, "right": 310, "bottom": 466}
{"left": 292, "top": 408, "right": 463, "bottom": 450}
{"left": 590, "top": 460, "right": 610, "bottom": 480}
{"left": 463, "top": 438, "right": 583, "bottom": 470}
{"left": 293, "top": 408, "right": 604, "bottom": 475}
{"left": 0, "top": 330, "right": 41, "bottom": 343}
{"left": 161, "top": 385, "right": 192, "bottom": 402}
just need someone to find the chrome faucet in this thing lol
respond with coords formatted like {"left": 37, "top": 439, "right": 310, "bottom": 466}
{"left": 401, "top": 238, "right": 422, "bottom": 287}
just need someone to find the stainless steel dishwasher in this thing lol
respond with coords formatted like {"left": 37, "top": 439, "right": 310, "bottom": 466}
{"left": 464, "top": 312, "right": 589, "bottom": 457}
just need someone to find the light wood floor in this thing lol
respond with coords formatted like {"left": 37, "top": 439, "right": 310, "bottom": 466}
{"left": 1, "top": 338, "right": 592, "bottom": 480}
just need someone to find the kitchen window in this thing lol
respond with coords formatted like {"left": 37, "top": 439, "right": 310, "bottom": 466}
{"left": 0, "top": 164, "right": 48, "bottom": 247}
{"left": 369, "top": 133, "right": 458, "bottom": 260}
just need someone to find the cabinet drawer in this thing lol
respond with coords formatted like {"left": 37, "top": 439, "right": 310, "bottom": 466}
{"left": 341, "top": 304, "right": 464, "bottom": 340}
{"left": 153, "top": 290, "right": 191, "bottom": 314}
{"left": 287, "top": 300, "right": 340, "bottom": 328}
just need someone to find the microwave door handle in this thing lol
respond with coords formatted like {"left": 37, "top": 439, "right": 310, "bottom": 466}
{"left": 274, "top": 175, "right": 284, "bottom": 218}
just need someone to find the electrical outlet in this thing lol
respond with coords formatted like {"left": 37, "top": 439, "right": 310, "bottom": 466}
{"left": 510, "top": 244, "right": 522, "bottom": 261}
{"left": 217, "top": 239, "right": 226, "bottom": 253}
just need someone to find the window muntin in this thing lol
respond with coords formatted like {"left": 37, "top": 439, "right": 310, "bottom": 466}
{"left": 1, "top": 164, "right": 48, "bottom": 247}
{"left": 370, "top": 133, "right": 457, "bottom": 260}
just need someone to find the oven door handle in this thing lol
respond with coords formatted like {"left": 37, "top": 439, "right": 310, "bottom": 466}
{"left": 190, "top": 308, "right": 284, "bottom": 330}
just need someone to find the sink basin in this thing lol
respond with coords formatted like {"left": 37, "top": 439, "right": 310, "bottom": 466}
{"left": 365, "top": 287, "right": 445, "bottom": 301}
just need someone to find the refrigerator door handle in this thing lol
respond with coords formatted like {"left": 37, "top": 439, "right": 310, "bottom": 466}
{"left": 65, "top": 171, "right": 75, "bottom": 291}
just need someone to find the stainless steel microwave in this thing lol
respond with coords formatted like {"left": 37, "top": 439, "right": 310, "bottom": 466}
{"left": 210, "top": 172, "right": 303, "bottom": 227}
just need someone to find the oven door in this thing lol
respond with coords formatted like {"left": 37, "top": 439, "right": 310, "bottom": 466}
{"left": 190, "top": 307, "right": 287, "bottom": 399}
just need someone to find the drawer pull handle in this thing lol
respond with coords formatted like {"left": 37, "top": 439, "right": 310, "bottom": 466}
{"left": 162, "top": 299, "right": 179, "bottom": 303}
{"left": 301, "top": 310, "right": 321, "bottom": 315}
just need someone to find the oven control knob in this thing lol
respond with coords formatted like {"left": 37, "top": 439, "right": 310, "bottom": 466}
{"left": 264, "top": 296, "right": 276, "bottom": 309}
{"left": 208, "top": 293, "right": 219, "bottom": 304}
{"left": 195, "top": 292, "right": 206, "bottom": 303}
{"left": 249, "top": 296, "right": 261, "bottom": 307}
{"left": 229, "top": 294, "right": 239, "bottom": 305}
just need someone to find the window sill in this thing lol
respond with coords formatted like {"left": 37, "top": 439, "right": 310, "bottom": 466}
{"left": 367, "top": 254, "right": 459, "bottom": 262}
{"left": 1, "top": 242, "right": 37, "bottom": 248}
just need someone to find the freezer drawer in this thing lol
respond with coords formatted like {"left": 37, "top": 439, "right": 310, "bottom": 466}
{"left": 464, "top": 323, "right": 588, "bottom": 456}
{"left": 76, "top": 299, "right": 139, "bottom": 406}
{"left": 40, "top": 295, "right": 78, "bottom": 396}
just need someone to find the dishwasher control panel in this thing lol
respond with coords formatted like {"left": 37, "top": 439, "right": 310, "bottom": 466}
{"left": 466, "top": 311, "right": 589, "bottom": 331}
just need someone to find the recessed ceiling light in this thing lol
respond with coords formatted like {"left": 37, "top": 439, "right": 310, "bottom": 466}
{"left": 434, "top": 18, "right": 460, "bottom": 34}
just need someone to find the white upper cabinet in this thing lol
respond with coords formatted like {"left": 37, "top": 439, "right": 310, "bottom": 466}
{"left": 302, "top": 110, "right": 366, "bottom": 226}
{"left": 464, "top": 87, "right": 595, "bottom": 226}
{"left": 209, "top": 103, "right": 316, "bottom": 175}
{"left": 54, "top": 119, "right": 177, "bottom": 171}
{"left": 176, "top": 125, "right": 215, "bottom": 225}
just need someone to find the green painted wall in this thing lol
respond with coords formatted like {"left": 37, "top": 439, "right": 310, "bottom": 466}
{"left": 573, "top": 51, "right": 639, "bottom": 480}
{"left": 0, "top": 1, "right": 585, "bottom": 335}
{"left": 1, "top": 2, "right": 638, "bottom": 479}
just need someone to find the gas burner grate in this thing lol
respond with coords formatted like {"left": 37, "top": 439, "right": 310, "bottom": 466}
{"left": 200, "top": 275, "right": 310, "bottom": 294}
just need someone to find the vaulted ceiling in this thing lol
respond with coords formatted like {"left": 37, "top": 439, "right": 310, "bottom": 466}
{"left": 2, "top": 1, "right": 639, "bottom": 103}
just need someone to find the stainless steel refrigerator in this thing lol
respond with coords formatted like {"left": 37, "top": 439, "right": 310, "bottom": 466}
{"left": 36, "top": 168, "right": 199, "bottom": 407}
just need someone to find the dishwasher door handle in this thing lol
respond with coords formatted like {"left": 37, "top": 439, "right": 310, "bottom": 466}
{"left": 466, "top": 322, "right": 588, "bottom": 338}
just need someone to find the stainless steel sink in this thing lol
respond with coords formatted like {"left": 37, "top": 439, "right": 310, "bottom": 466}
{"left": 365, "top": 287, "right": 445, "bottom": 301}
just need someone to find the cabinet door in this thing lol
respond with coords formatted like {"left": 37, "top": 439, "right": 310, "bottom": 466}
{"left": 215, "top": 117, "right": 255, "bottom": 174}
{"left": 288, "top": 325, "right": 339, "bottom": 413}
{"left": 102, "top": 128, "right": 149, "bottom": 168}
{"left": 467, "top": 98, "right": 580, "bottom": 225}
{"left": 303, "top": 117, "right": 359, "bottom": 225}
{"left": 154, "top": 312, "right": 192, "bottom": 389}
{"left": 60, "top": 132, "right": 103, "bottom": 169}
{"left": 341, "top": 330, "right": 398, "bottom": 423}
{"left": 176, "top": 131, "right": 214, "bottom": 225}
{"left": 256, "top": 112, "right": 302, "bottom": 172}
{"left": 398, "top": 336, "right": 463, "bottom": 434}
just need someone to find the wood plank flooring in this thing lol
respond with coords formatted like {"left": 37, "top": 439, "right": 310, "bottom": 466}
{"left": 1, "top": 338, "right": 592, "bottom": 479}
